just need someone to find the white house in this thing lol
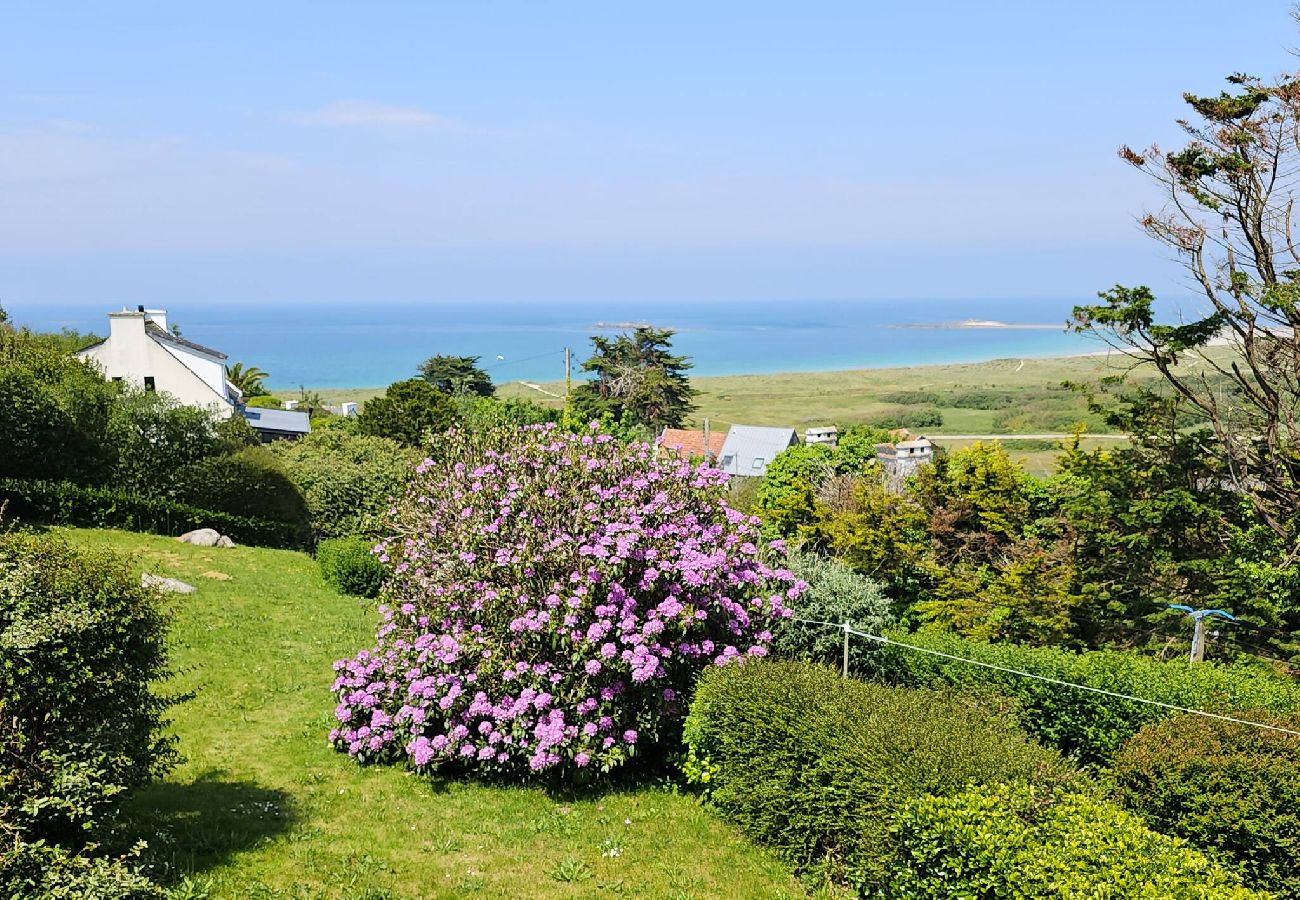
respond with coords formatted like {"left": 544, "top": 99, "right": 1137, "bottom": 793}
{"left": 78, "top": 306, "right": 310, "bottom": 441}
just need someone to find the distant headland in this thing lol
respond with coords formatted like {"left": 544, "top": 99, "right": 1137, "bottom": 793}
{"left": 893, "top": 318, "right": 1062, "bottom": 330}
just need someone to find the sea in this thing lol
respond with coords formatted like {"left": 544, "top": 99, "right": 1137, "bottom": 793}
{"left": 16, "top": 298, "right": 1105, "bottom": 390}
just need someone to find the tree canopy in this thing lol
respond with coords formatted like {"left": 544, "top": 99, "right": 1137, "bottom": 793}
{"left": 357, "top": 378, "right": 459, "bottom": 448}
{"left": 1072, "top": 70, "right": 1300, "bottom": 543}
{"left": 570, "top": 326, "right": 697, "bottom": 430}
{"left": 418, "top": 354, "right": 494, "bottom": 397}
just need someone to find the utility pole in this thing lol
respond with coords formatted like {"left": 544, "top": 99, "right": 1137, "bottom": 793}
{"left": 561, "top": 345, "right": 572, "bottom": 405}
{"left": 703, "top": 418, "right": 711, "bottom": 461}
{"left": 1167, "top": 605, "right": 1237, "bottom": 663}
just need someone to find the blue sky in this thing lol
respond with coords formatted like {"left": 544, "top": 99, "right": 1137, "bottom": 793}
{"left": 2, "top": 1, "right": 1297, "bottom": 309}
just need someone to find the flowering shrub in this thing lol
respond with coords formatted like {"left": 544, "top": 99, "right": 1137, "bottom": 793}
{"left": 330, "top": 423, "right": 798, "bottom": 777}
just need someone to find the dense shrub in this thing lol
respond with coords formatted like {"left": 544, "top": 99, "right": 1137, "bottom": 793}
{"left": 330, "top": 423, "right": 797, "bottom": 778}
{"left": 683, "top": 660, "right": 1077, "bottom": 891}
{"left": 1113, "top": 712, "right": 1300, "bottom": 898}
{"left": 769, "top": 549, "right": 892, "bottom": 672}
{"left": 172, "top": 444, "right": 310, "bottom": 526}
{"left": 356, "top": 378, "right": 459, "bottom": 448}
{"left": 0, "top": 532, "right": 175, "bottom": 896}
{"left": 947, "top": 388, "right": 1015, "bottom": 409}
{"left": 270, "top": 429, "right": 415, "bottom": 539}
{"left": 872, "top": 407, "right": 943, "bottom": 429}
{"left": 317, "top": 535, "right": 387, "bottom": 598}
{"left": 103, "top": 390, "right": 226, "bottom": 496}
{"left": 877, "top": 390, "right": 941, "bottom": 406}
{"left": 866, "top": 628, "right": 1300, "bottom": 765}
{"left": 0, "top": 478, "right": 309, "bottom": 548}
{"left": 888, "top": 782, "right": 1263, "bottom": 899}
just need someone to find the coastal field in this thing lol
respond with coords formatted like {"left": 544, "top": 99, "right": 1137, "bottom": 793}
{"left": 280, "top": 348, "right": 1225, "bottom": 474}
{"left": 65, "top": 527, "right": 810, "bottom": 899}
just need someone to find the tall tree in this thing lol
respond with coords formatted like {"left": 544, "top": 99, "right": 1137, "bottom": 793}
{"left": 570, "top": 327, "right": 697, "bottom": 429}
{"left": 1072, "top": 70, "right": 1300, "bottom": 542}
{"left": 227, "top": 362, "right": 270, "bottom": 397}
{"left": 418, "top": 354, "right": 494, "bottom": 397}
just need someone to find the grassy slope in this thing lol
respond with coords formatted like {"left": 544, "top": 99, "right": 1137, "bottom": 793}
{"left": 64, "top": 528, "right": 806, "bottom": 900}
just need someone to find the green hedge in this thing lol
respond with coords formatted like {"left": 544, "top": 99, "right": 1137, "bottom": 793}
{"left": 866, "top": 628, "right": 1300, "bottom": 766}
{"left": 0, "top": 478, "right": 309, "bottom": 549}
{"left": 683, "top": 660, "right": 1077, "bottom": 892}
{"left": 888, "top": 783, "right": 1264, "bottom": 899}
{"left": 0, "top": 531, "right": 175, "bottom": 897}
{"left": 1113, "top": 712, "right": 1300, "bottom": 899}
{"left": 317, "top": 535, "right": 386, "bottom": 598}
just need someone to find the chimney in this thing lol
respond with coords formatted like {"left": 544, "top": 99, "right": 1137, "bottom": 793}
{"left": 143, "top": 308, "right": 168, "bottom": 332}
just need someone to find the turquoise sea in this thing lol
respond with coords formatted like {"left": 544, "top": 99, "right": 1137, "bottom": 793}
{"left": 18, "top": 299, "right": 1103, "bottom": 390}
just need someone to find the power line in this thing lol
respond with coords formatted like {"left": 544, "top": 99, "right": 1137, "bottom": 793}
{"left": 482, "top": 349, "right": 567, "bottom": 373}
{"left": 787, "top": 616, "right": 1300, "bottom": 739}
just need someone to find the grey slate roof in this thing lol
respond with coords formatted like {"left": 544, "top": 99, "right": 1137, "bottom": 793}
{"left": 241, "top": 406, "right": 311, "bottom": 435}
{"left": 716, "top": 425, "right": 800, "bottom": 477}
{"left": 145, "top": 321, "right": 228, "bottom": 360}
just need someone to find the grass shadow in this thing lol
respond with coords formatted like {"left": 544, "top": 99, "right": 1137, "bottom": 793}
{"left": 117, "top": 769, "right": 298, "bottom": 885}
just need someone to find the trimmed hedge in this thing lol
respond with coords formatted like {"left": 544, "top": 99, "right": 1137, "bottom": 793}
{"left": 866, "top": 628, "right": 1300, "bottom": 766}
{"left": 0, "top": 477, "right": 309, "bottom": 549}
{"left": 172, "top": 444, "right": 310, "bottom": 526}
{"left": 683, "top": 660, "right": 1077, "bottom": 891}
{"left": 888, "top": 783, "right": 1264, "bottom": 899}
{"left": 316, "top": 535, "right": 386, "bottom": 598}
{"left": 1113, "top": 712, "right": 1300, "bottom": 899}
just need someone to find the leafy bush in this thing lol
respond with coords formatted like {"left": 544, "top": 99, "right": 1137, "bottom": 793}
{"left": 1113, "top": 712, "right": 1300, "bottom": 898}
{"left": 0, "top": 478, "right": 309, "bottom": 549}
{"left": 866, "top": 629, "right": 1300, "bottom": 766}
{"left": 888, "top": 782, "right": 1263, "bottom": 899}
{"left": 357, "top": 378, "right": 459, "bottom": 448}
{"left": 317, "top": 536, "right": 387, "bottom": 598}
{"left": 270, "top": 429, "right": 415, "bottom": 539}
{"left": 244, "top": 394, "right": 283, "bottom": 409}
{"left": 172, "top": 444, "right": 309, "bottom": 526}
{"left": 0, "top": 531, "right": 175, "bottom": 896}
{"left": 2, "top": 842, "right": 164, "bottom": 900}
{"left": 873, "top": 407, "right": 943, "bottom": 429}
{"left": 769, "top": 548, "right": 892, "bottom": 672}
{"left": 877, "top": 390, "right": 941, "bottom": 406}
{"left": 330, "top": 423, "right": 797, "bottom": 778}
{"left": 683, "top": 660, "right": 1077, "bottom": 891}
{"left": 104, "top": 390, "right": 225, "bottom": 496}
{"left": 947, "top": 389, "right": 1015, "bottom": 409}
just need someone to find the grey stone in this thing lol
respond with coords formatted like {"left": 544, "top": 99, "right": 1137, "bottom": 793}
{"left": 178, "top": 528, "right": 223, "bottom": 546}
{"left": 215, "top": 535, "right": 236, "bottom": 549}
{"left": 141, "top": 573, "right": 197, "bottom": 594}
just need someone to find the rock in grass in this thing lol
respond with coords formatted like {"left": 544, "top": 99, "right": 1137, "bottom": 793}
{"left": 177, "top": 528, "right": 236, "bottom": 548}
{"left": 142, "top": 573, "right": 197, "bottom": 594}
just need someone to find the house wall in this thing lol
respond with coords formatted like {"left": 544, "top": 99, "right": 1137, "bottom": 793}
{"left": 79, "top": 312, "right": 232, "bottom": 417}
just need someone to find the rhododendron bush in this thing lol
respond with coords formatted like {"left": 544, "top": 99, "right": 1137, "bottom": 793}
{"left": 330, "top": 423, "right": 798, "bottom": 777}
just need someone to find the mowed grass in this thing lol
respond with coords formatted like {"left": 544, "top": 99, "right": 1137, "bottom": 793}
{"left": 62, "top": 528, "right": 808, "bottom": 899}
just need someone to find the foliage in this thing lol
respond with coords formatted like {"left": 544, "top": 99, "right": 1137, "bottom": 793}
{"left": 888, "top": 782, "right": 1263, "bottom": 899}
{"left": 0, "top": 531, "right": 175, "bottom": 895}
{"left": 1073, "top": 70, "right": 1300, "bottom": 543}
{"left": 570, "top": 327, "right": 697, "bottom": 429}
{"left": 269, "top": 429, "right": 415, "bottom": 540}
{"left": 1113, "top": 711, "right": 1300, "bottom": 898}
{"left": 872, "top": 407, "right": 943, "bottom": 429}
{"left": 2, "top": 841, "right": 165, "bottom": 900}
{"left": 454, "top": 394, "right": 558, "bottom": 431}
{"left": 0, "top": 325, "right": 118, "bottom": 484}
{"left": 0, "top": 478, "right": 309, "bottom": 548}
{"left": 243, "top": 394, "right": 282, "bottom": 409}
{"left": 356, "top": 378, "right": 459, "bottom": 448}
{"left": 682, "top": 660, "right": 1077, "bottom": 891}
{"left": 226, "top": 362, "right": 270, "bottom": 397}
{"left": 317, "top": 536, "right": 387, "bottom": 598}
{"left": 105, "top": 391, "right": 226, "bottom": 496}
{"left": 330, "top": 423, "right": 796, "bottom": 778}
{"left": 213, "top": 412, "right": 261, "bottom": 449}
{"left": 419, "top": 354, "right": 494, "bottom": 397}
{"left": 866, "top": 628, "right": 1300, "bottom": 766}
{"left": 769, "top": 548, "right": 892, "bottom": 672}
{"left": 753, "top": 443, "right": 836, "bottom": 541}
{"left": 171, "top": 445, "right": 310, "bottom": 527}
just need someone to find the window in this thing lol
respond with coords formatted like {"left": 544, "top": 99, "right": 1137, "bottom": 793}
{"left": 751, "top": 457, "right": 765, "bottom": 470}
{"left": 144, "top": 376, "right": 156, "bottom": 392}
{"left": 111, "top": 376, "right": 122, "bottom": 383}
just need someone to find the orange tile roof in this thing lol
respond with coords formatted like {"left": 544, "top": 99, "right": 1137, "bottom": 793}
{"left": 659, "top": 428, "right": 727, "bottom": 460}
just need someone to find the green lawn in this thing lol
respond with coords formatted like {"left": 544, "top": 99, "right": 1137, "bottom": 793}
{"left": 63, "top": 528, "right": 809, "bottom": 899}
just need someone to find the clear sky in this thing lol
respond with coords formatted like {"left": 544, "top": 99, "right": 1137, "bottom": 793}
{"left": 3, "top": 1, "right": 1298, "bottom": 309}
